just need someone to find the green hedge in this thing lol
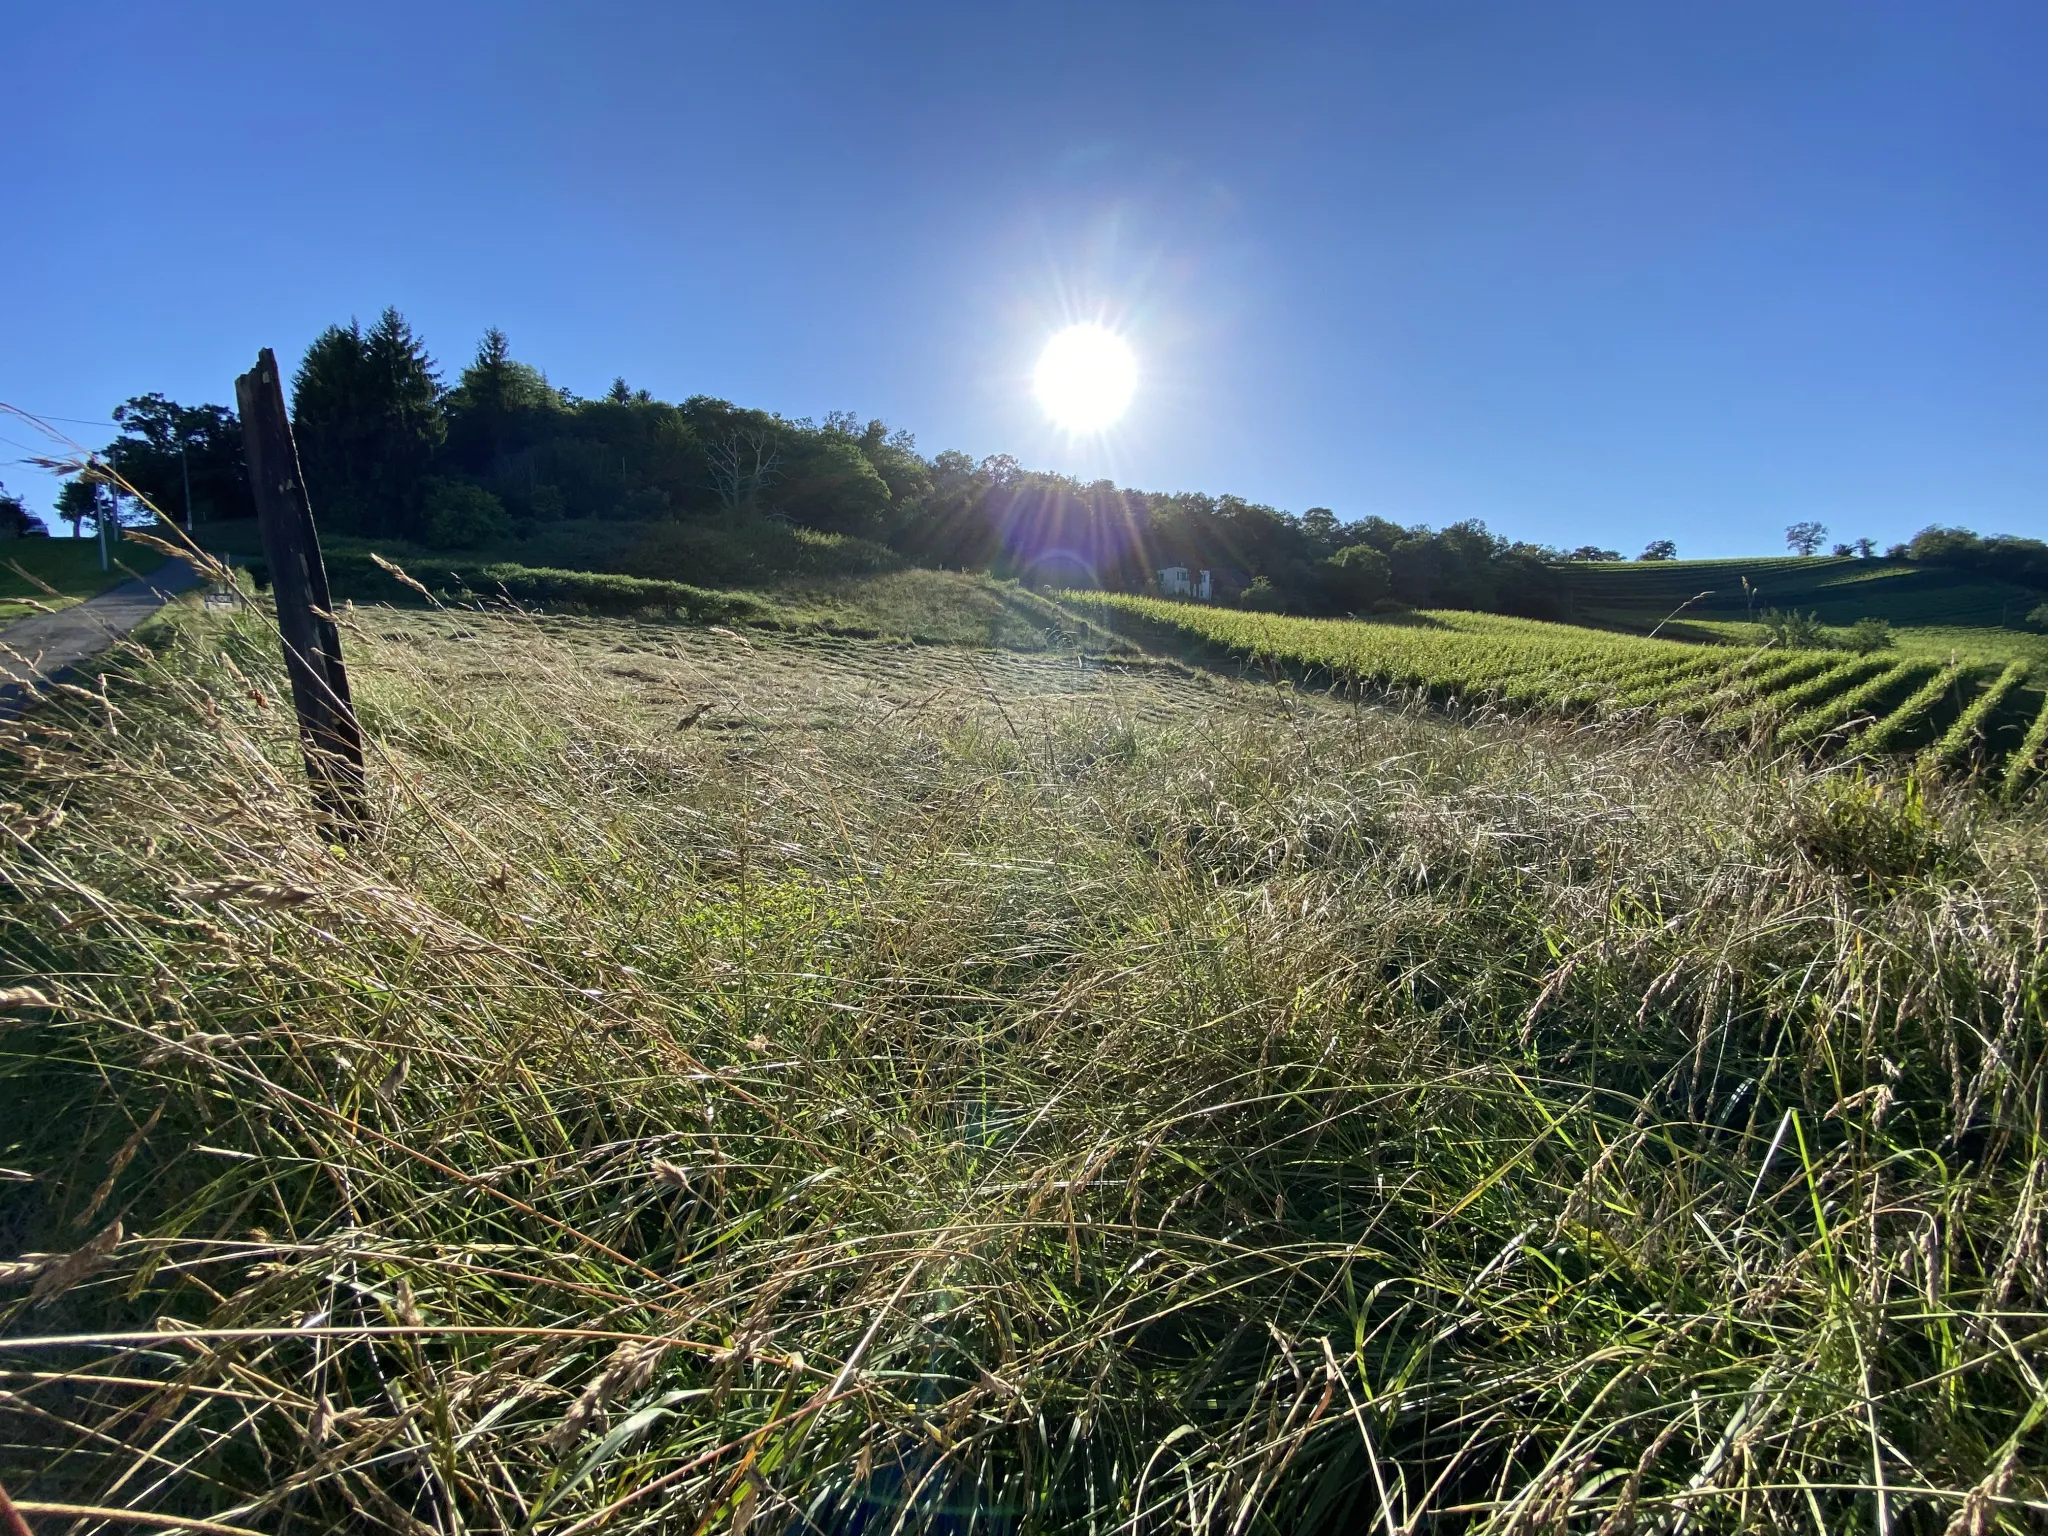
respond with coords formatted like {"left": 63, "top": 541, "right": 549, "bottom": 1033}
{"left": 321, "top": 554, "right": 776, "bottom": 624}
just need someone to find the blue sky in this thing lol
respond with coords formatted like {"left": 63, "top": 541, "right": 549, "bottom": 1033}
{"left": 4, "top": 0, "right": 2043, "bottom": 555}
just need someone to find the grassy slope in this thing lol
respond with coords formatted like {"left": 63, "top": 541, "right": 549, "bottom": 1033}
{"left": 0, "top": 536, "right": 146, "bottom": 621}
{"left": 194, "top": 517, "right": 1106, "bottom": 651}
{"left": 1559, "top": 553, "right": 2040, "bottom": 628}
{"left": 1, "top": 597, "right": 2045, "bottom": 1530}
{"left": 1558, "top": 554, "right": 2044, "bottom": 656}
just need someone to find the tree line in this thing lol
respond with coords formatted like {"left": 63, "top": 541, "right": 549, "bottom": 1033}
{"left": 35, "top": 306, "right": 2048, "bottom": 620}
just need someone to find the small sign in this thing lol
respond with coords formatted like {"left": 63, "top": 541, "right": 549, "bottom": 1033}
{"left": 204, "top": 591, "right": 238, "bottom": 611}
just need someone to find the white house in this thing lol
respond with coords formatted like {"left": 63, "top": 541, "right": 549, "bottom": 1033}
{"left": 1156, "top": 566, "right": 1213, "bottom": 599}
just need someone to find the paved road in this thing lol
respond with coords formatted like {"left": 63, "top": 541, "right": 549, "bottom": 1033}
{"left": 0, "top": 559, "right": 207, "bottom": 718}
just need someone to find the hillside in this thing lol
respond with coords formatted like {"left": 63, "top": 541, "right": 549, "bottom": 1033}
{"left": 0, "top": 537, "right": 144, "bottom": 622}
{"left": 1557, "top": 553, "right": 2043, "bottom": 635}
{"left": 2, "top": 590, "right": 2046, "bottom": 1531}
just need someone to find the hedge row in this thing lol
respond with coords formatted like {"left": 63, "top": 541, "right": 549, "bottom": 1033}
{"left": 317, "top": 555, "right": 776, "bottom": 624}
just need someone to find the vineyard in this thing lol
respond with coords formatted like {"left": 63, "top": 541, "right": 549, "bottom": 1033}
{"left": 1555, "top": 552, "right": 2044, "bottom": 633}
{"left": 1065, "top": 593, "right": 2048, "bottom": 797}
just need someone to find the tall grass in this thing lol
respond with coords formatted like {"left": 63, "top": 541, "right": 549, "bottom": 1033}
{"left": 2, "top": 598, "right": 2045, "bottom": 1533}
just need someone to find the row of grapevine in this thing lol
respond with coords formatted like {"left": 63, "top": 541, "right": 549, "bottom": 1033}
{"left": 1929, "top": 661, "right": 2029, "bottom": 774}
{"left": 1705, "top": 655, "right": 1884, "bottom": 741}
{"left": 2004, "top": 694, "right": 2048, "bottom": 803}
{"left": 1064, "top": 595, "right": 2048, "bottom": 796}
{"left": 1849, "top": 662, "right": 1965, "bottom": 756}
{"left": 1778, "top": 659, "right": 1937, "bottom": 747}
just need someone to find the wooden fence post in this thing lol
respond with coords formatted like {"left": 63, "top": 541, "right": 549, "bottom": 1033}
{"left": 234, "top": 348, "right": 367, "bottom": 834}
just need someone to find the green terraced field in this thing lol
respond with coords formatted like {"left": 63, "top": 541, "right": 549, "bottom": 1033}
{"left": 1064, "top": 594, "right": 2048, "bottom": 799}
{"left": 1556, "top": 553, "right": 2042, "bottom": 634}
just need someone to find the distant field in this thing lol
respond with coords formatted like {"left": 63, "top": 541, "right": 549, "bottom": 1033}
{"left": 1558, "top": 553, "right": 2041, "bottom": 632}
{"left": 1067, "top": 593, "right": 2048, "bottom": 798}
{"left": 1686, "top": 616, "right": 2048, "bottom": 669}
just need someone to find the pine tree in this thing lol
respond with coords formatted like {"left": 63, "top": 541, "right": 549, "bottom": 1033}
{"left": 290, "top": 308, "right": 444, "bottom": 536}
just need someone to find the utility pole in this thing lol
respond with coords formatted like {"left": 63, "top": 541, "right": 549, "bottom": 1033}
{"left": 180, "top": 431, "right": 194, "bottom": 532}
{"left": 97, "top": 483, "right": 110, "bottom": 571}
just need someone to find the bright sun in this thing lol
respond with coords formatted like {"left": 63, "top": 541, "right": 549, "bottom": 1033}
{"left": 1034, "top": 324, "right": 1137, "bottom": 432}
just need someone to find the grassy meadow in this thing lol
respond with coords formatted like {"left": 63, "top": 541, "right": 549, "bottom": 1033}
{"left": 1, "top": 585, "right": 2046, "bottom": 1532}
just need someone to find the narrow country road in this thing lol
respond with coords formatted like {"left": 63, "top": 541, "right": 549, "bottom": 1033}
{"left": 0, "top": 558, "right": 207, "bottom": 718}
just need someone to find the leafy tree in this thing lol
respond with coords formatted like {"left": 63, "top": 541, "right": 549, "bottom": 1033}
{"left": 1785, "top": 521, "right": 1828, "bottom": 556}
{"left": 1343, "top": 516, "right": 1408, "bottom": 556}
{"left": 291, "top": 308, "right": 445, "bottom": 535}
{"left": 2028, "top": 602, "right": 2048, "bottom": 632}
{"left": 855, "top": 419, "right": 933, "bottom": 512}
{"left": 56, "top": 479, "right": 94, "bottom": 539}
{"left": 1323, "top": 542, "right": 1390, "bottom": 611}
{"left": 104, "top": 395, "right": 251, "bottom": 526}
{"left": 1854, "top": 538, "right": 1876, "bottom": 558}
{"left": 0, "top": 481, "right": 46, "bottom": 538}
{"left": 1388, "top": 536, "right": 1440, "bottom": 604}
{"left": 1904, "top": 525, "right": 2048, "bottom": 588}
{"left": 1831, "top": 543, "right": 1853, "bottom": 557}
{"left": 55, "top": 477, "right": 123, "bottom": 542}
{"left": 1564, "top": 545, "right": 1622, "bottom": 561}
{"left": 1637, "top": 540, "right": 1678, "bottom": 561}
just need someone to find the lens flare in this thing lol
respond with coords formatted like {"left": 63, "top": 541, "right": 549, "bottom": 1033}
{"left": 1034, "top": 325, "right": 1137, "bottom": 433}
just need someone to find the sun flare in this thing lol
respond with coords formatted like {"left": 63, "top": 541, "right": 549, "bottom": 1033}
{"left": 1034, "top": 324, "right": 1137, "bottom": 433}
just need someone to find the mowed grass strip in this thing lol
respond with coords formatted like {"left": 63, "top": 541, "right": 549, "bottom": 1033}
{"left": 2, "top": 600, "right": 2046, "bottom": 1532}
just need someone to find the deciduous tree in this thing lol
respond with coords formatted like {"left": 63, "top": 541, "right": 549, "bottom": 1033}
{"left": 1785, "top": 521, "right": 1827, "bottom": 556}
{"left": 105, "top": 395, "right": 251, "bottom": 526}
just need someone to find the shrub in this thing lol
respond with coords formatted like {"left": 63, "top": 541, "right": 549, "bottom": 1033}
{"left": 1842, "top": 616, "right": 1896, "bottom": 653}
{"left": 1237, "top": 576, "right": 1285, "bottom": 611}
{"left": 467, "top": 562, "right": 772, "bottom": 623}
{"left": 421, "top": 477, "right": 510, "bottom": 548}
{"left": 1761, "top": 607, "right": 1827, "bottom": 649}
{"left": 1783, "top": 770, "right": 1974, "bottom": 888}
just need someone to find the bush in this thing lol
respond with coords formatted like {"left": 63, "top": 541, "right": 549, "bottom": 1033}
{"left": 1842, "top": 616, "right": 1896, "bottom": 653}
{"left": 1237, "top": 576, "right": 1285, "bottom": 611}
{"left": 466, "top": 563, "right": 773, "bottom": 623}
{"left": 323, "top": 553, "right": 775, "bottom": 624}
{"left": 1761, "top": 608, "right": 1827, "bottom": 649}
{"left": 421, "top": 477, "right": 510, "bottom": 548}
{"left": 1783, "top": 771, "right": 1975, "bottom": 889}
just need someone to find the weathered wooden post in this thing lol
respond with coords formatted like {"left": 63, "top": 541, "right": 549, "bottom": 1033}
{"left": 234, "top": 348, "right": 367, "bottom": 833}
